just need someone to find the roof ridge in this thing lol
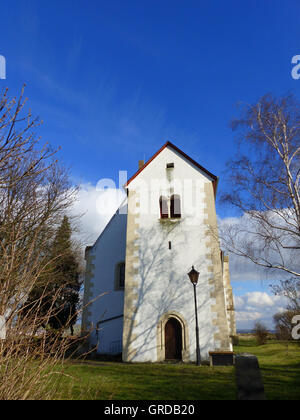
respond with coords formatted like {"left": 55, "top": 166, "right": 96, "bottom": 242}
{"left": 125, "top": 141, "right": 218, "bottom": 187}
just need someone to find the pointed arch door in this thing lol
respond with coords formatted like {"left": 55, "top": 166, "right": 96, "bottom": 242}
{"left": 164, "top": 318, "right": 182, "bottom": 360}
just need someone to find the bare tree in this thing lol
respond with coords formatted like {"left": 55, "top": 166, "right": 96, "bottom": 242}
{"left": 221, "top": 94, "right": 300, "bottom": 284}
{"left": 253, "top": 321, "right": 269, "bottom": 345}
{"left": 273, "top": 310, "right": 298, "bottom": 341}
{"left": 272, "top": 278, "right": 300, "bottom": 311}
{"left": 0, "top": 87, "right": 89, "bottom": 400}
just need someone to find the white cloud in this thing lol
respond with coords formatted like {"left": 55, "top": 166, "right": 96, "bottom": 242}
{"left": 70, "top": 184, "right": 290, "bottom": 331}
{"left": 245, "top": 292, "right": 275, "bottom": 307}
{"left": 236, "top": 311, "right": 262, "bottom": 322}
{"left": 70, "top": 183, "right": 126, "bottom": 247}
{"left": 218, "top": 212, "right": 300, "bottom": 281}
{"left": 217, "top": 216, "right": 271, "bottom": 283}
{"left": 234, "top": 292, "right": 288, "bottom": 330}
{"left": 234, "top": 296, "right": 245, "bottom": 310}
{"left": 217, "top": 214, "right": 294, "bottom": 329}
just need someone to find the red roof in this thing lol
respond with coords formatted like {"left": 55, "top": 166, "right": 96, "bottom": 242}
{"left": 125, "top": 141, "right": 218, "bottom": 193}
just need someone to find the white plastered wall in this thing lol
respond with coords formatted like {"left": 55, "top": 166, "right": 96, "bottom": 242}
{"left": 84, "top": 203, "right": 127, "bottom": 352}
{"left": 123, "top": 146, "right": 226, "bottom": 362}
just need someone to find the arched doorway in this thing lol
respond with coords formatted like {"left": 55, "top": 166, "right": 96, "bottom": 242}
{"left": 164, "top": 318, "right": 182, "bottom": 360}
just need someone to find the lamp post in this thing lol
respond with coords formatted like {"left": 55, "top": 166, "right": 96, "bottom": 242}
{"left": 188, "top": 266, "right": 201, "bottom": 366}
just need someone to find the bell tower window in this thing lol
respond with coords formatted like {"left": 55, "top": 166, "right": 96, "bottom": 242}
{"left": 159, "top": 196, "right": 169, "bottom": 219}
{"left": 170, "top": 194, "right": 181, "bottom": 218}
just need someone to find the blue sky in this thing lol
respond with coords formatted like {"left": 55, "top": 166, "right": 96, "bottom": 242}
{"left": 1, "top": 0, "right": 299, "bottom": 328}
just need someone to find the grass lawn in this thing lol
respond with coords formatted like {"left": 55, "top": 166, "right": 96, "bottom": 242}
{"left": 53, "top": 339, "right": 299, "bottom": 400}
{"left": 57, "top": 362, "right": 236, "bottom": 400}
{"left": 234, "top": 338, "right": 300, "bottom": 401}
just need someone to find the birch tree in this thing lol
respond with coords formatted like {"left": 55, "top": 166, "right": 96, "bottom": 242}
{"left": 221, "top": 94, "right": 300, "bottom": 285}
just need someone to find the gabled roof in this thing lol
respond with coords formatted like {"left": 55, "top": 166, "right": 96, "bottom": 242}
{"left": 125, "top": 141, "right": 218, "bottom": 191}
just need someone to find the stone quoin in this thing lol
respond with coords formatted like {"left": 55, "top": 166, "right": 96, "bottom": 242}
{"left": 82, "top": 142, "right": 236, "bottom": 363}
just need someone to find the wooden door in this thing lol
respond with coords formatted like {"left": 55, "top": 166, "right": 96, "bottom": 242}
{"left": 165, "top": 318, "right": 182, "bottom": 360}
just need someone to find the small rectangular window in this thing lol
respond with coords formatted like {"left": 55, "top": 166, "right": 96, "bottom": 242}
{"left": 169, "top": 241, "right": 172, "bottom": 250}
{"left": 119, "top": 263, "right": 125, "bottom": 288}
{"left": 160, "top": 196, "right": 169, "bottom": 219}
{"left": 170, "top": 194, "right": 181, "bottom": 218}
{"left": 115, "top": 262, "right": 125, "bottom": 290}
{"left": 166, "top": 163, "right": 174, "bottom": 169}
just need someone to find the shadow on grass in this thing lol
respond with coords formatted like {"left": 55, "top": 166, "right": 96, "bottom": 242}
{"left": 58, "top": 362, "right": 237, "bottom": 400}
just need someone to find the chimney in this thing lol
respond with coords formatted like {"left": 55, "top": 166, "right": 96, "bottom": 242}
{"left": 138, "top": 160, "right": 145, "bottom": 170}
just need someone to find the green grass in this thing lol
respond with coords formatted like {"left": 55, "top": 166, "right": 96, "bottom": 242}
{"left": 56, "top": 362, "right": 237, "bottom": 400}
{"left": 51, "top": 339, "right": 300, "bottom": 400}
{"left": 234, "top": 338, "right": 300, "bottom": 400}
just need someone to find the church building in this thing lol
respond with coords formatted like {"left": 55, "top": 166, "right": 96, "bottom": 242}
{"left": 82, "top": 142, "right": 236, "bottom": 363}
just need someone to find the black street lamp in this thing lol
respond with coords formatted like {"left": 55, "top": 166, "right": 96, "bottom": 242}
{"left": 188, "top": 266, "right": 201, "bottom": 366}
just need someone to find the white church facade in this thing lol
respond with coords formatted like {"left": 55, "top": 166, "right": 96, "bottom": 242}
{"left": 82, "top": 142, "right": 236, "bottom": 363}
